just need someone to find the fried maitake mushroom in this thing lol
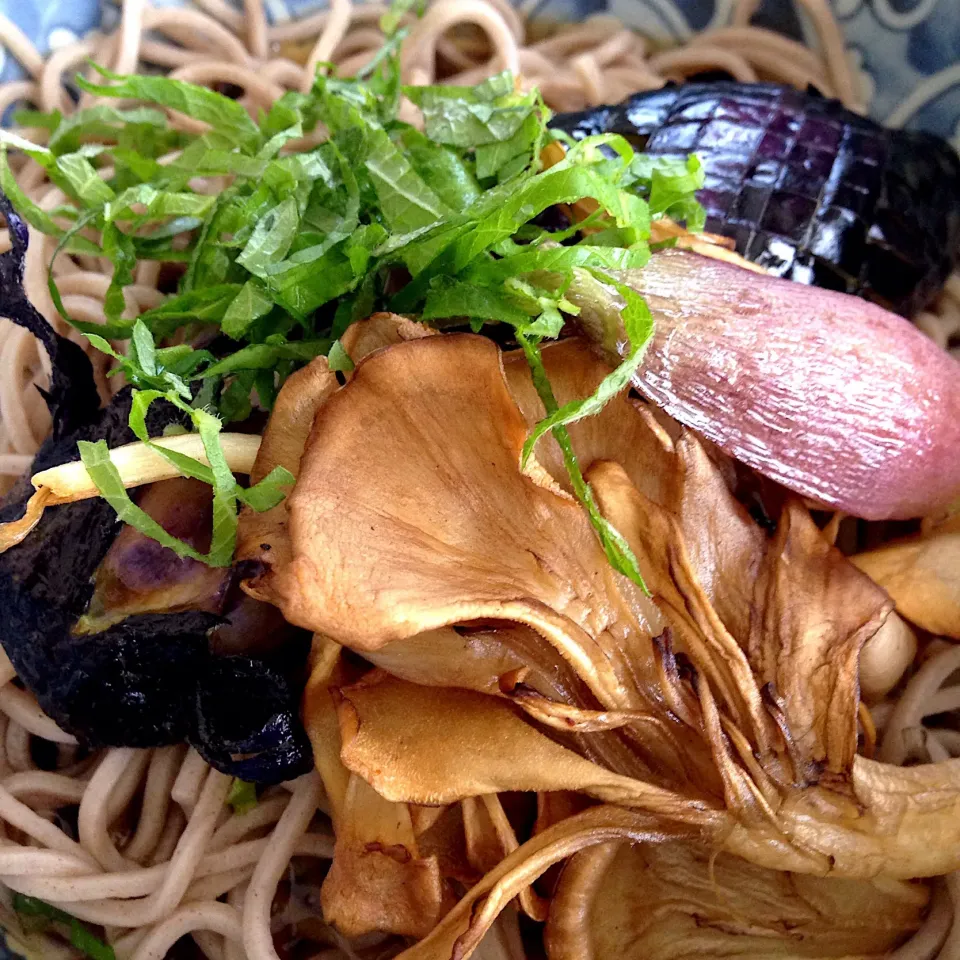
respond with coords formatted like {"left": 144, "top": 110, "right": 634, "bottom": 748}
{"left": 238, "top": 317, "right": 960, "bottom": 957}
{"left": 852, "top": 512, "right": 960, "bottom": 640}
{"left": 545, "top": 839, "right": 927, "bottom": 960}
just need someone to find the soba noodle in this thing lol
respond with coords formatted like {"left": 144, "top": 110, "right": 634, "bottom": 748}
{"left": 0, "top": 1, "right": 957, "bottom": 958}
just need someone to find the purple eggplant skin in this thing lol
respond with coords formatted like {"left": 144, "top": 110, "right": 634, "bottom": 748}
{"left": 552, "top": 82, "right": 960, "bottom": 317}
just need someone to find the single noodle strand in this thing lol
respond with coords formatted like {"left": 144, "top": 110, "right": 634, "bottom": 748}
{"left": 242, "top": 772, "right": 323, "bottom": 960}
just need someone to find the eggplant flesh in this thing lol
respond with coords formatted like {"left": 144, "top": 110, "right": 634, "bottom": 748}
{"left": 0, "top": 200, "right": 311, "bottom": 784}
{"left": 553, "top": 82, "right": 960, "bottom": 316}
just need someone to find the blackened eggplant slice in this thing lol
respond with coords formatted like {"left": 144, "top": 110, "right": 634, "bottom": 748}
{"left": 0, "top": 385, "right": 311, "bottom": 779}
{"left": 0, "top": 384, "right": 213, "bottom": 745}
{"left": 552, "top": 82, "right": 960, "bottom": 316}
{"left": 192, "top": 655, "right": 313, "bottom": 783}
{"left": 37, "top": 614, "right": 216, "bottom": 747}
{"left": 0, "top": 192, "right": 312, "bottom": 784}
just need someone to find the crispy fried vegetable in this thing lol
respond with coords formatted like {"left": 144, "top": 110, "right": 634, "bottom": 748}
{"left": 1, "top": 434, "right": 263, "bottom": 552}
{"left": 397, "top": 806, "right": 702, "bottom": 960}
{"left": 77, "top": 477, "right": 230, "bottom": 633}
{"left": 247, "top": 331, "right": 960, "bottom": 897}
{"left": 302, "top": 637, "right": 455, "bottom": 938}
{"left": 251, "top": 335, "right": 639, "bottom": 678}
{"left": 1, "top": 424, "right": 311, "bottom": 779}
{"left": 462, "top": 794, "right": 547, "bottom": 922}
{"left": 591, "top": 460, "right": 890, "bottom": 776}
{"left": 552, "top": 82, "right": 960, "bottom": 316}
{"left": 30, "top": 435, "right": 262, "bottom": 505}
{"left": 321, "top": 772, "right": 451, "bottom": 939}
{"left": 4, "top": 55, "right": 708, "bottom": 565}
{"left": 0, "top": 388, "right": 210, "bottom": 746}
{"left": 247, "top": 334, "right": 709, "bottom": 791}
{"left": 238, "top": 313, "right": 434, "bottom": 587}
{"left": 852, "top": 514, "right": 960, "bottom": 639}
{"left": 545, "top": 840, "right": 926, "bottom": 960}
{"left": 335, "top": 672, "right": 720, "bottom": 823}
{"left": 0, "top": 228, "right": 309, "bottom": 779}
{"left": 192, "top": 649, "right": 311, "bottom": 782}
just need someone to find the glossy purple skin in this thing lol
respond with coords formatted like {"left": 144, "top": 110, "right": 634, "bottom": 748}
{"left": 554, "top": 83, "right": 960, "bottom": 317}
{"left": 623, "top": 251, "right": 960, "bottom": 520}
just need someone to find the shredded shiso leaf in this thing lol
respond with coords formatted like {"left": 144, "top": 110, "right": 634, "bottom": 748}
{"left": 0, "top": 11, "right": 704, "bottom": 584}
{"left": 226, "top": 778, "right": 259, "bottom": 815}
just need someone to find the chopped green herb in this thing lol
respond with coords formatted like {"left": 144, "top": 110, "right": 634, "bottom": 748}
{"left": 1, "top": 30, "right": 704, "bottom": 582}
{"left": 404, "top": 73, "right": 535, "bottom": 148}
{"left": 227, "top": 778, "right": 259, "bottom": 815}
{"left": 516, "top": 331, "right": 650, "bottom": 593}
{"left": 222, "top": 280, "right": 276, "bottom": 340}
{"left": 327, "top": 339, "right": 355, "bottom": 373}
{"left": 78, "top": 65, "right": 259, "bottom": 146}
{"left": 520, "top": 270, "right": 654, "bottom": 466}
{"left": 380, "top": 0, "right": 423, "bottom": 36}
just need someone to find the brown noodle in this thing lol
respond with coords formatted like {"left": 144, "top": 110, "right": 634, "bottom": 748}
{"left": 0, "top": 2, "right": 957, "bottom": 958}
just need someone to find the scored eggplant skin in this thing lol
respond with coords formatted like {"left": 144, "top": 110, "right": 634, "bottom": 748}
{"left": 0, "top": 197, "right": 311, "bottom": 783}
{"left": 553, "top": 82, "right": 960, "bottom": 316}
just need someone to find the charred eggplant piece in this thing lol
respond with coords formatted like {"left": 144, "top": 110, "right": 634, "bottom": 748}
{"left": 0, "top": 399, "right": 312, "bottom": 780}
{"left": 553, "top": 82, "right": 960, "bottom": 316}
{"left": 0, "top": 196, "right": 311, "bottom": 783}
{"left": 0, "top": 380, "right": 217, "bottom": 746}
{"left": 193, "top": 654, "right": 312, "bottom": 783}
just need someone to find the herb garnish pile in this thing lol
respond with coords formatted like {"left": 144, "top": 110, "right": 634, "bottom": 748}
{"left": 0, "top": 19, "right": 704, "bottom": 586}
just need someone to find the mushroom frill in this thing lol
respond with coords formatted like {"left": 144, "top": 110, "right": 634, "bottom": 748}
{"left": 237, "top": 314, "right": 960, "bottom": 960}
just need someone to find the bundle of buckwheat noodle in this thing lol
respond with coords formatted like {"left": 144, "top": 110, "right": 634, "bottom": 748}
{"left": 0, "top": 1, "right": 957, "bottom": 958}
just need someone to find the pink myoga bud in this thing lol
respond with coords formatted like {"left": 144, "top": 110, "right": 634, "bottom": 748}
{"left": 572, "top": 249, "right": 960, "bottom": 520}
